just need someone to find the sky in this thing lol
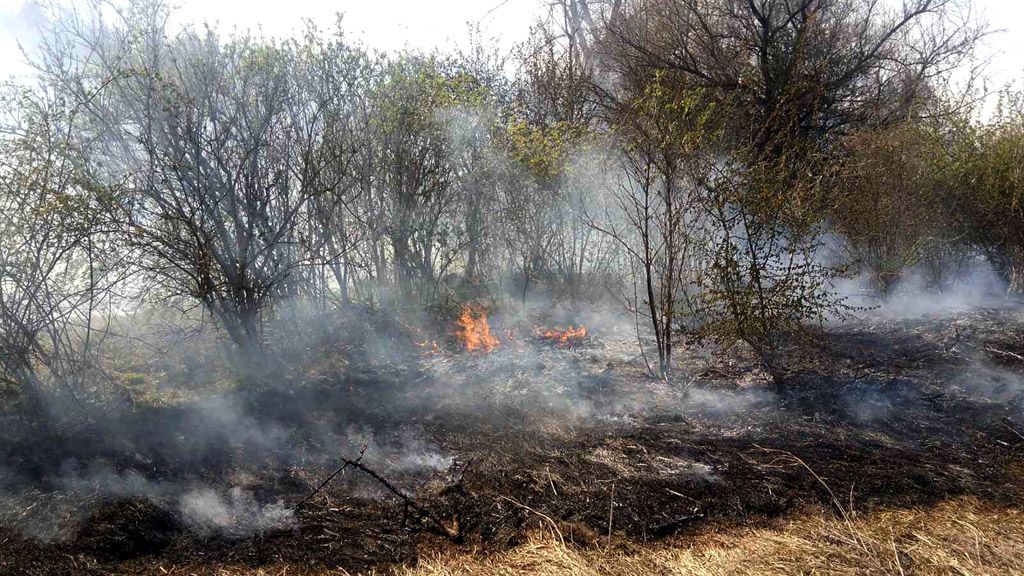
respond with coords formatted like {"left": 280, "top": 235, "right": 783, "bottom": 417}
{"left": 0, "top": 0, "right": 539, "bottom": 80}
{"left": 0, "top": 0, "right": 1022, "bottom": 109}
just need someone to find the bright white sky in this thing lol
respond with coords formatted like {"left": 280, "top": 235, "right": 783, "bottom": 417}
{"left": 0, "top": 0, "right": 1022, "bottom": 110}
{"left": 0, "top": 0, "right": 539, "bottom": 79}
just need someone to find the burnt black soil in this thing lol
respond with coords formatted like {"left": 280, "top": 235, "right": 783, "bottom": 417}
{"left": 2, "top": 309, "right": 1023, "bottom": 574}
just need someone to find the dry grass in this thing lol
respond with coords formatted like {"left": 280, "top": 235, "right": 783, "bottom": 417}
{"left": 404, "top": 498, "right": 1024, "bottom": 576}
{"left": 131, "top": 497, "right": 1024, "bottom": 575}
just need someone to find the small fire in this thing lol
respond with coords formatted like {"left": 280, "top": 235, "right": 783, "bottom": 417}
{"left": 456, "top": 306, "right": 499, "bottom": 352}
{"left": 536, "top": 325, "right": 588, "bottom": 348}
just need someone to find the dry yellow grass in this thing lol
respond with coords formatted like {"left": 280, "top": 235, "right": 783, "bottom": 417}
{"left": 134, "top": 497, "right": 1024, "bottom": 575}
{"left": 403, "top": 498, "right": 1024, "bottom": 576}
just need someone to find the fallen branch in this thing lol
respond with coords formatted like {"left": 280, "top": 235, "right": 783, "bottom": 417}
{"left": 296, "top": 445, "right": 368, "bottom": 509}
{"left": 1004, "top": 421, "right": 1024, "bottom": 442}
{"left": 297, "top": 446, "right": 460, "bottom": 542}
{"left": 986, "top": 346, "right": 1024, "bottom": 363}
{"left": 348, "top": 458, "right": 460, "bottom": 540}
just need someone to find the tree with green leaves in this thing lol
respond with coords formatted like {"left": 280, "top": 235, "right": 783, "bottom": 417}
{"left": 832, "top": 123, "right": 952, "bottom": 294}
{"left": 35, "top": 2, "right": 359, "bottom": 363}
{"left": 0, "top": 87, "right": 122, "bottom": 409}
{"left": 947, "top": 90, "right": 1024, "bottom": 294}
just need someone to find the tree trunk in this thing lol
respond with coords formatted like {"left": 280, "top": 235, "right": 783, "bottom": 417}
{"left": 208, "top": 301, "right": 265, "bottom": 378}
{"left": 1007, "top": 249, "right": 1024, "bottom": 296}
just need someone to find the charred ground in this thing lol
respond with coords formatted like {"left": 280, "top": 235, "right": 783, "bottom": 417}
{"left": 2, "top": 308, "right": 1024, "bottom": 574}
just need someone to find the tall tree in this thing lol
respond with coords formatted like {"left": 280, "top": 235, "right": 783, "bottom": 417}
{"left": 36, "top": 2, "right": 351, "bottom": 361}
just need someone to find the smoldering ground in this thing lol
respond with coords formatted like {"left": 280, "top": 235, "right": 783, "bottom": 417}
{"left": 3, "top": 292, "right": 1024, "bottom": 574}
{"left": 0, "top": 297, "right": 777, "bottom": 549}
{"left": 5, "top": 285, "right": 1009, "bottom": 563}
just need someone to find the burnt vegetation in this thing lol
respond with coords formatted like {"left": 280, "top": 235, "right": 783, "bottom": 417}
{"left": 1, "top": 0, "right": 1024, "bottom": 574}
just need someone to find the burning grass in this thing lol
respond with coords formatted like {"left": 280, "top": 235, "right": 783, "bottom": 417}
{"left": 455, "top": 306, "right": 500, "bottom": 352}
{"left": 535, "top": 326, "right": 589, "bottom": 349}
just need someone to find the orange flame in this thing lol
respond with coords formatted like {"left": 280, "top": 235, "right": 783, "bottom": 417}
{"left": 456, "top": 306, "right": 499, "bottom": 352}
{"left": 537, "top": 325, "right": 588, "bottom": 347}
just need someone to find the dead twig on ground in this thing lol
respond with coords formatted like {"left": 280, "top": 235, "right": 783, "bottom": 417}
{"left": 607, "top": 482, "right": 615, "bottom": 547}
{"left": 546, "top": 466, "right": 558, "bottom": 497}
{"left": 1003, "top": 421, "right": 1024, "bottom": 442}
{"left": 296, "top": 445, "right": 368, "bottom": 510}
{"left": 297, "top": 446, "right": 461, "bottom": 542}
{"left": 986, "top": 346, "right": 1024, "bottom": 363}
{"left": 346, "top": 459, "right": 460, "bottom": 541}
{"left": 498, "top": 495, "right": 565, "bottom": 547}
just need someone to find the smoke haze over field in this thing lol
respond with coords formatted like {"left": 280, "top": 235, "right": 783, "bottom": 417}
{"left": 0, "top": 1, "right": 1023, "bottom": 572}
{"left": 833, "top": 258, "right": 1018, "bottom": 319}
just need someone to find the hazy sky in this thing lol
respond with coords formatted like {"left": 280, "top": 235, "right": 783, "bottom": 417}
{"left": 1, "top": 0, "right": 1022, "bottom": 104}
{"left": 0, "top": 0, "right": 538, "bottom": 79}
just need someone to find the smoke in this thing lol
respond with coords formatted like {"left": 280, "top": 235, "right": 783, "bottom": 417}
{"left": 59, "top": 464, "right": 167, "bottom": 500}
{"left": 8, "top": 238, "right": 1015, "bottom": 545}
{"left": 9, "top": 256, "right": 1019, "bottom": 549}
{"left": 415, "top": 300, "right": 778, "bottom": 428}
{"left": 15, "top": 234, "right": 1018, "bottom": 547}
{"left": 0, "top": 462, "right": 295, "bottom": 541}
{"left": 340, "top": 427, "right": 453, "bottom": 473}
{"left": 841, "top": 386, "right": 896, "bottom": 423}
{"left": 52, "top": 461, "right": 296, "bottom": 538}
{"left": 830, "top": 254, "right": 1016, "bottom": 320}
{"left": 0, "top": 323, "right": 463, "bottom": 541}
{"left": 178, "top": 487, "right": 293, "bottom": 537}
{"left": 185, "top": 395, "right": 290, "bottom": 458}
{"left": 683, "top": 386, "right": 773, "bottom": 416}
{"left": 955, "top": 362, "right": 1024, "bottom": 411}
